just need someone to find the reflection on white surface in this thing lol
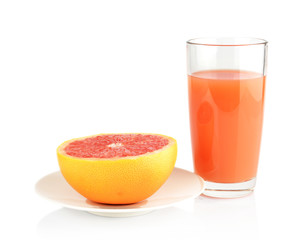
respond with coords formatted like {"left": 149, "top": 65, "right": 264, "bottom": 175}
{"left": 37, "top": 206, "right": 193, "bottom": 240}
{"left": 192, "top": 193, "right": 258, "bottom": 239}
{"left": 37, "top": 194, "right": 258, "bottom": 240}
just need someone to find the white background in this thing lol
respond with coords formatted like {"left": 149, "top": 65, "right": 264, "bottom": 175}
{"left": 1, "top": 0, "right": 301, "bottom": 239}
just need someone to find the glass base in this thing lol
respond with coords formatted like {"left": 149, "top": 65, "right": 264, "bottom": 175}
{"left": 203, "top": 178, "right": 256, "bottom": 198}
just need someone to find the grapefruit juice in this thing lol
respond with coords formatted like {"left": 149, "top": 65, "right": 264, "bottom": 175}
{"left": 188, "top": 70, "right": 265, "bottom": 183}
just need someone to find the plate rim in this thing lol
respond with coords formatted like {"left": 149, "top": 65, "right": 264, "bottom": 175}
{"left": 35, "top": 167, "right": 205, "bottom": 213}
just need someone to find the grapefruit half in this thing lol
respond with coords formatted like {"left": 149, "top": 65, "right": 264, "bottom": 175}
{"left": 57, "top": 133, "right": 177, "bottom": 204}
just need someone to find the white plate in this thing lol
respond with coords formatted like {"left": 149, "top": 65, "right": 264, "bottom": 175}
{"left": 35, "top": 167, "right": 204, "bottom": 217}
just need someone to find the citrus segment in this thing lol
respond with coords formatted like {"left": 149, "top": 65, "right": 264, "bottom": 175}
{"left": 64, "top": 134, "right": 169, "bottom": 158}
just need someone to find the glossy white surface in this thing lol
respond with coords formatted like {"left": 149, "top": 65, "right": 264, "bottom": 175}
{"left": 1, "top": 0, "right": 302, "bottom": 239}
{"left": 35, "top": 168, "right": 204, "bottom": 217}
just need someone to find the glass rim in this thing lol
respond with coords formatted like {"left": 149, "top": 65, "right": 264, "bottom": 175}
{"left": 187, "top": 37, "right": 268, "bottom": 47}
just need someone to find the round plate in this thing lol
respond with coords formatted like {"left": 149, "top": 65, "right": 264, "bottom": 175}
{"left": 35, "top": 167, "right": 204, "bottom": 217}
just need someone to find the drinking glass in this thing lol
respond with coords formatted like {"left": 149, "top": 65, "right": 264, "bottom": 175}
{"left": 187, "top": 37, "right": 268, "bottom": 198}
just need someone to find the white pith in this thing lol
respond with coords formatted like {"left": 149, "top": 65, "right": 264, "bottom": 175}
{"left": 107, "top": 143, "right": 123, "bottom": 148}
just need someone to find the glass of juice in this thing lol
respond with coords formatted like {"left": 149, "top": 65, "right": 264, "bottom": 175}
{"left": 187, "top": 37, "right": 268, "bottom": 198}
